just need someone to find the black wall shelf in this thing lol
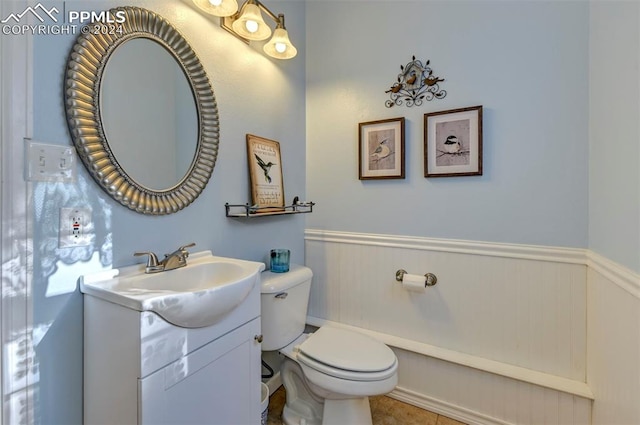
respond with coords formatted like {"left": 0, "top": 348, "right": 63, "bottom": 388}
{"left": 225, "top": 200, "right": 314, "bottom": 218}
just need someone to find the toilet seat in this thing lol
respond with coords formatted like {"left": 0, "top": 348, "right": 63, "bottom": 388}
{"left": 297, "top": 351, "right": 397, "bottom": 381}
{"left": 297, "top": 327, "right": 397, "bottom": 381}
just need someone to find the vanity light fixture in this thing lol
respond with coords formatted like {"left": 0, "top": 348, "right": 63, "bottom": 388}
{"left": 192, "top": 0, "right": 239, "bottom": 17}
{"left": 192, "top": 0, "right": 297, "bottom": 59}
{"left": 262, "top": 15, "right": 297, "bottom": 60}
{"left": 231, "top": 0, "right": 271, "bottom": 40}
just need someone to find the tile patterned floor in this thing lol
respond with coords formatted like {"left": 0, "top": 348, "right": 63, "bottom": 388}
{"left": 266, "top": 386, "right": 467, "bottom": 425}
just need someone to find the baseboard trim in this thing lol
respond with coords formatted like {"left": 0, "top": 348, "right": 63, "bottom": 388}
{"left": 389, "top": 386, "right": 512, "bottom": 425}
{"left": 305, "top": 229, "right": 587, "bottom": 265}
{"left": 264, "top": 372, "right": 282, "bottom": 397}
{"left": 307, "top": 317, "right": 594, "bottom": 400}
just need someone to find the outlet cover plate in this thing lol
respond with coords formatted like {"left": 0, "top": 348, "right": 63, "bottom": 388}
{"left": 59, "top": 207, "right": 92, "bottom": 248}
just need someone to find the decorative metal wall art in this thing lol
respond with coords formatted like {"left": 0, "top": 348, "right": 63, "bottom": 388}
{"left": 385, "top": 55, "right": 446, "bottom": 108}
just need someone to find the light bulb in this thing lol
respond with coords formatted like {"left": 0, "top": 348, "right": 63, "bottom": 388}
{"left": 264, "top": 26, "right": 297, "bottom": 59}
{"left": 231, "top": 1, "right": 270, "bottom": 40}
{"left": 245, "top": 19, "right": 258, "bottom": 33}
{"left": 193, "top": 0, "right": 238, "bottom": 17}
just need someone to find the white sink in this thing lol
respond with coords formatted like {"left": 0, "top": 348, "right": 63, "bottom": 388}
{"left": 80, "top": 251, "right": 265, "bottom": 328}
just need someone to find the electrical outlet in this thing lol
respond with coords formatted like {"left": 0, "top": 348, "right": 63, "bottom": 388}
{"left": 59, "top": 208, "right": 92, "bottom": 248}
{"left": 26, "top": 140, "right": 76, "bottom": 183}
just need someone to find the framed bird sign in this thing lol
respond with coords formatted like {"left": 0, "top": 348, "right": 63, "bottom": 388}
{"left": 358, "top": 117, "right": 405, "bottom": 180}
{"left": 424, "top": 106, "right": 483, "bottom": 178}
{"left": 247, "top": 134, "right": 285, "bottom": 211}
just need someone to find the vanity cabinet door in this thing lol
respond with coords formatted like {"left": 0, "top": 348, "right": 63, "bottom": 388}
{"left": 139, "top": 318, "right": 261, "bottom": 424}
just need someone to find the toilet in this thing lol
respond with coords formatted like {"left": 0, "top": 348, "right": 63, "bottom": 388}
{"left": 261, "top": 265, "right": 398, "bottom": 425}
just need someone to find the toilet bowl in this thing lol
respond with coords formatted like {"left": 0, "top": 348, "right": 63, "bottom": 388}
{"left": 261, "top": 265, "right": 398, "bottom": 425}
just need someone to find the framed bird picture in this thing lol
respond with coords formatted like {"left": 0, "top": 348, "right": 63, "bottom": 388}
{"left": 358, "top": 117, "right": 405, "bottom": 180}
{"left": 424, "top": 105, "right": 483, "bottom": 177}
{"left": 247, "top": 134, "right": 285, "bottom": 211}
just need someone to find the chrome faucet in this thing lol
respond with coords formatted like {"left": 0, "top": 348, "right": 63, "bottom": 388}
{"left": 161, "top": 243, "right": 196, "bottom": 271}
{"left": 134, "top": 243, "right": 196, "bottom": 274}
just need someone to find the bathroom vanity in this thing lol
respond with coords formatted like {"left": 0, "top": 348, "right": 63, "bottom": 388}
{"left": 64, "top": 7, "right": 264, "bottom": 422}
{"left": 81, "top": 252, "right": 265, "bottom": 424}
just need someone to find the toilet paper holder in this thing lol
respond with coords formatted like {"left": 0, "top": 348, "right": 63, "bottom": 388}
{"left": 395, "top": 269, "right": 438, "bottom": 287}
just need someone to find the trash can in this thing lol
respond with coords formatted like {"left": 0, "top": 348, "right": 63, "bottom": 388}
{"left": 261, "top": 383, "right": 269, "bottom": 425}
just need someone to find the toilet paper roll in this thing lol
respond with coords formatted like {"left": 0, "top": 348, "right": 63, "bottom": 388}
{"left": 402, "top": 273, "right": 426, "bottom": 292}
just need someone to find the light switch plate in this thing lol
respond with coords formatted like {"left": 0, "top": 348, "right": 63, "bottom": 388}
{"left": 25, "top": 140, "right": 76, "bottom": 183}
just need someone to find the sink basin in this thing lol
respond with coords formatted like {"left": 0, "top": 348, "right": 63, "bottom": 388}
{"left": 80, "top": 251, "right": 265, "bottom": 328}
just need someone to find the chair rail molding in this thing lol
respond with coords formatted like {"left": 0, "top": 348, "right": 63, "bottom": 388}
{"left": 304, "top": 229, "right": 587, "bottom": 264}
{"left": 587, "top": 250, "right": 640, "bottom": 299}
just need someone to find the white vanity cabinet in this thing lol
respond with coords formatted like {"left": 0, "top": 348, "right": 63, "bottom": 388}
{"left": 83, "top": 282, "right": 262, "bottom": 425}
{"left": 139, "top": 317, "right": 260, "bottom": 424}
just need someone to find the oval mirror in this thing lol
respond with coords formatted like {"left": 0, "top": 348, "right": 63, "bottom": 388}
{"left": 64, "top": 6, "right": 219, "bottom": 215}
{"left": 100, "top": 38, "right": 198, "bottom": 191}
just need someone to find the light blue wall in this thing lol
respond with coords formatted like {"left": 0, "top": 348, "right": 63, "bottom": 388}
{"left": 306, "top": 1, "right": 589, "bottom": 248}
{"left": 29, "top": 0, "right": 306, "bottom": 422}
{"left": 589, "top": 1, "right": 640, "bottom": 273}
{"left": 14, "top": 0, "right": 640, "bottom": 423}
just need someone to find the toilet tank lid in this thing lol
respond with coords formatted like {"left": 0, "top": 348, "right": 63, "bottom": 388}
{"left": 261, "top": 264, "right": 313, "bottom": 293}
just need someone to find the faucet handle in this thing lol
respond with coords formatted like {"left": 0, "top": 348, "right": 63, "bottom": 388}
{"left": 134, "top": 251, "right": 160, "bottom": 267}
{"left": 179, "top": 242, "right": 196, "bottom": 255}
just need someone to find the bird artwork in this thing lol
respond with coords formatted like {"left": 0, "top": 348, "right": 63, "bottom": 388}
{"left": 424, "top": 70, "right": 445, "bottom": 86}
{"left": 405, "top": 71, "right": 417, "bottom": 85}
{"left": 443, "top": 135, "right": 461, "bottom": 153}
{"left": 370, "top": 139, "right": 391, "bottom": 161}
{"left": 254, "top": 154, "right": 276, "bottom": 183}
{"left": 385, "top": 55, "right": 447, "bottom": 108}
{"left": 385, "top": 83, "right": 404, "bottom": 94}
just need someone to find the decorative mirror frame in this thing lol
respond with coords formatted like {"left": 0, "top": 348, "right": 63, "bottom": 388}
{"left": 64, "top": 6, "right": 219, "bottom": 215}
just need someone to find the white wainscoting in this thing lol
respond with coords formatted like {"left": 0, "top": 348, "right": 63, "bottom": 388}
{"left": 586, "top": 252, "right": 640, "bottom": 425}
{"left": 390, "top": 348, "right": 591, "bottom": 425}
{"left": 305, "top": 229, "right": 593, "bottom": 424}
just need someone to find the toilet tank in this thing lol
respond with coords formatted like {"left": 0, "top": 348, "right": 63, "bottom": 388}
{"left": 260, "top": 264, "right": 312, "bottom": 351}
